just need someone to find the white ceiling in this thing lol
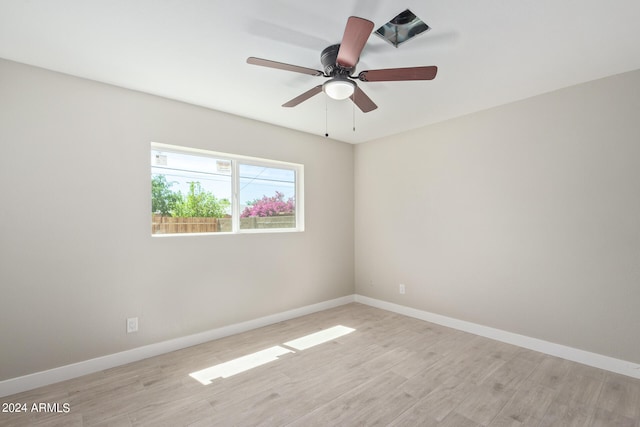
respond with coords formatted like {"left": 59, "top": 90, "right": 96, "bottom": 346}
{"left": 2, "top": 1, "right": 640, "bottom": 143}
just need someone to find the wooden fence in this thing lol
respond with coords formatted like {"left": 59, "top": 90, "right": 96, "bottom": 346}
{"left": 152, "top": 215, "right": 218, "bottom": 234}
{"left": 152, "top": 215, "right": 296, "bottom": 234}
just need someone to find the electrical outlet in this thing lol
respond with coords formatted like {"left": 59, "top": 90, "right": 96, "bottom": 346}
{"left": 399, "top": 284, "right": 405, "bottom": 294}
{"left": 126, "top": 317, "right": 138, "bottom": 333}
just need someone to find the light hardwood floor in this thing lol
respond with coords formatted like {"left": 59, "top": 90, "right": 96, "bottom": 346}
{"left": 2, "top": 303, "right": 639, "bottom": 426}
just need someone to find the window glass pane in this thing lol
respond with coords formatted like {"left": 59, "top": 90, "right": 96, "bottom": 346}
{"left": 151, "top": 150, "right": 232, "bottom": 234}
{"left": 239, "top": 164, "right": 296, "bottom": 230}
{"left": 150, "top": 143, "right": 303, "bottom": 235}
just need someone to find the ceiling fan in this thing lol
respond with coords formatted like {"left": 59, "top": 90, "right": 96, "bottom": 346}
{"left": 247, "top": 16, "right": 438, "bottom": 113}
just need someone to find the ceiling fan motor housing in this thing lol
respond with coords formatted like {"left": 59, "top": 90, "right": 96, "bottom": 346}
{"left": 321, "top": 44, "right": 355, "bottom": 76}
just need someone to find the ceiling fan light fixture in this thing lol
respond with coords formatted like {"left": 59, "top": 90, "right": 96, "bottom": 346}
{"left": 323, "top": 78, "right": 356, "bottom": 100}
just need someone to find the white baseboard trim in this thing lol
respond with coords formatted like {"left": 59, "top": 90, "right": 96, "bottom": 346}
{"left": 355, "top": 294, "right": 640, "bottom": 380}
{"left": 4, "top": 293, "right": 638, "bottom": 398}
{"left": 0, "top": 295, "right": 355, "bottom": 398}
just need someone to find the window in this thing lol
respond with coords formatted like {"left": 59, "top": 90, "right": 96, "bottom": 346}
{"left": 151, "top": 143, "right": 303, "bottom": 235}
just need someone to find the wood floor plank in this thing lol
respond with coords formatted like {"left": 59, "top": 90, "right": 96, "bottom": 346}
{"left": 285, "top": 371, "right": 413, "bottom": 426}
{"left": 590, "top": 407, "right": 637, "bottom": 427}
{"left": 538, "top": 402, "right": 596, "bottom": 427}
{"left": 527, "top": 355, "right": 573, "bottom": 390}
{"left": 491, "top": 379, "right": 555, "bottom": 425}
{"left": 1, "top": 303, "right": 639, "bottom": 426}
{"left": 480, "top": 356, "right": 541, "bottom": 391}
{"left": 453, "top": 381, "right": 514, "bottom": 425}
{"left": 250, "top": 368, "right": 374, "bottom": 426}
{"left": 439, "top": 411, "right": 484, "bottom": 427}
{"left": 596, "top": 372, "right": 640, "bottom": 421}
{"left": 391, "top": 375, "right": 476, "bottom": 425}
{"left": 87, "top": 414, "right": 132, "bottom": 427}
{"left": 554, "top": 371, "right": 603, "bottom": 408}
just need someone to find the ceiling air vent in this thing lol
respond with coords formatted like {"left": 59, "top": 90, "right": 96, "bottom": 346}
{"left": 374, "top": 9, "right": 430, "bottom": 48}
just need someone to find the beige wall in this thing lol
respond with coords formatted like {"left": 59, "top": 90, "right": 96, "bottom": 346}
{"left": 2, "top": 55, "right": 639, "bottom": 383}
{"left": 0, "top": 59, "right": 355, "bottom": 381}
{"left": 355, "top": 69, "right": 640, "bottom": 364}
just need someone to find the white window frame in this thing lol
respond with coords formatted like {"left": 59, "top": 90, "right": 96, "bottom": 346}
{"left": 151, "top": 142, "right": 304, "bottom": 235}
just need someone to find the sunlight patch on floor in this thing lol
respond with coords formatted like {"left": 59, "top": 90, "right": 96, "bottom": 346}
{"left": 284, "top": 325, "right": 355, "bottom": 350}
{"left": 189, "top": 325, "right": 356, "bottom": 385}
{"left": 189, "top": 346, "right": 293, "bottom": 385}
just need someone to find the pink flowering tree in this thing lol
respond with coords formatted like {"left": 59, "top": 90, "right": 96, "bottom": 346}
{"left": 241, "top": 191, "right": 295, "bottom": 218}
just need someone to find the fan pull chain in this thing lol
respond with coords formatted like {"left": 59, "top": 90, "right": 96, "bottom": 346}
{"left": 352, "top": 91, "right": 356, "bottom": 132}
{"left": 325, "top": 94, "right": 329, "bottom": 138}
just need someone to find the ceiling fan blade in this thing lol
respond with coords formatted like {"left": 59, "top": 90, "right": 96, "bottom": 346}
{"left": 350, "top": 86, "right": 377, "bottom": 113}
{"left": 247, "top": 57, "right": 323, "bottom": 76}
{"left": 336, "top": 16, "right": 374, "bottom": 69}
{"left": 282, "top": 85, "right": 323, "bottom": 107}
{"left": 358, "top": 66, "right": 438, "bottom": 82}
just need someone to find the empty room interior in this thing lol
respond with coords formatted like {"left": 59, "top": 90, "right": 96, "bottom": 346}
{"left": 1, "top": 1, "right": 640, "bottom": 426}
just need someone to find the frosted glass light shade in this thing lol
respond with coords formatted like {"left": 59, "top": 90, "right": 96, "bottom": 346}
{"left": 323, "top": 78, "right": 355, "bottom": 100}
